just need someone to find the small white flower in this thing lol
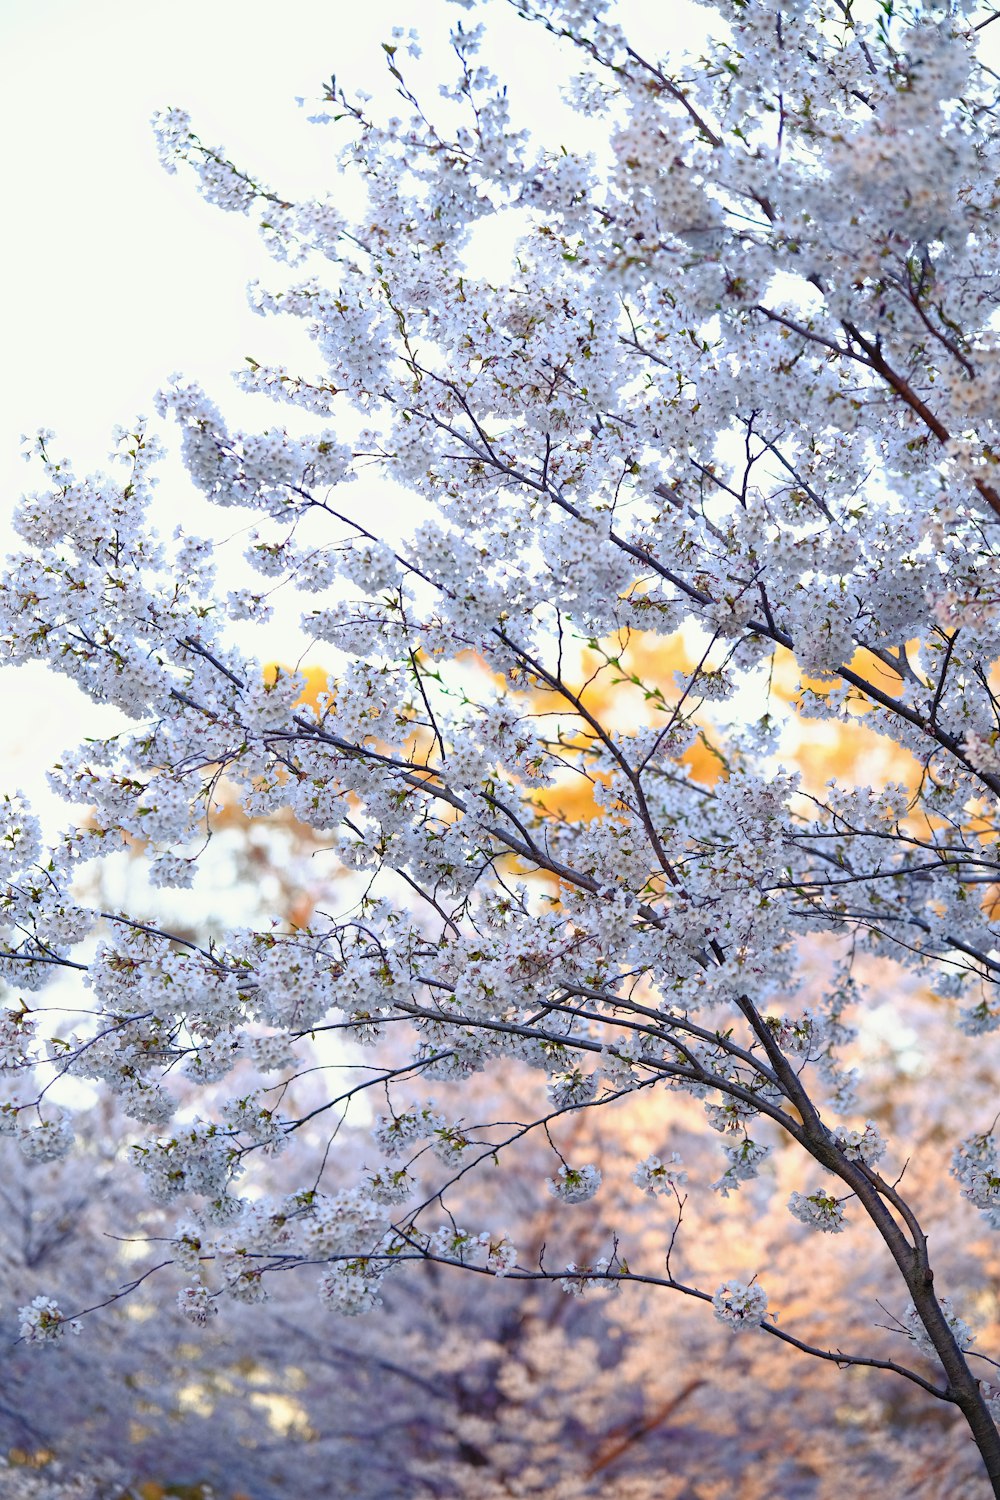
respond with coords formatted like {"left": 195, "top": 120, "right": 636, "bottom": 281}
{"left": 17, "top": 1110, "right": 75, "bottom": 1163}
{"left": 713, "top": 1139, "right": 770, "bottom": 1197}
{"left": 430, "top": 1124, "right": 475, "bottom": 1166}
{"left": 546, "top": 1163, "right": 602, "bottom": 1203}
{"left": 833, "top": 1121, "right": 886, "bottom": 1167}
{"left": 318, "top": 1258, "right": 384, "bottom": 1315}
{"left": 546, "top": 1068, "right": 599, "bottom": 1109}
{"left": 177, "top": 1285, "right": 217, "bottom": 1325}
{"left": 560, "top": 1262, "right": 588, "bottom": 1296}
{"left": 559, "top": 1256, "right": 618, "bottom": 1296}
{"left": 0, "top": 1008, "right": 35, "bottom": 1069}
{"left": 712, "top": 1279, "right": 768, "bottom": 1332}
{"left": 19, "top": 1295, "right": 81, "bottom": 1344}
{"left": 249, "top": 1034, "right": 296, "bottom": 1072}
{"left": 980, "top": 1380, "right": 1000, "bottom": 1423}
{"left": 170, "top": 1221, "right": 204, "bottom": 1274}
{"left": 221, "top": 1255, "right": 269, "bottom": 1304}
{"left": 223, "top": 1091, "right": 287, "bottom": 1153}
{"left": 788, "top": 1189, "right": 847, "bottom": 1233}
{"left": 226, "top": 587, "right": 273, "bottom": 622}
{"left": 705, "top": 1097, "right": 758, "bottom": 1133}
{"left": 364, "top": 1167, "right": 417, "bottom": 1205}
{"left": 482, "top": 1233, "right": 518, "bottom": 1277}
{"left": 632, "top": 1153, "right": 688, "bottom": 1197}
{"left": 900, "top": 1298, "right": 973, "bottom": 1359}
{"left": 373, "top": 1103, "right": 445, "bottom": 1158}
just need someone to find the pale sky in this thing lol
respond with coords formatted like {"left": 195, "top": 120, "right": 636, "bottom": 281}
{"left": 0, "top": 0, "right": 690, "bottom": 459}
{"left": 3, "top": 0, "right": 430, "bottom": 466}
{"left": 0, "top": 0, "right": 703, "bottom": 819}
{"left": 0, "top": 1, "right": 440, "bottom": 805}
{"left": 1, "top": 0, "right": 397, "bottom": 803}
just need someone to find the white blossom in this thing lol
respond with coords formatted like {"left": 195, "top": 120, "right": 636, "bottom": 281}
{"left": 318, "top": 1259, "right": 385, "bottom": 1315}
{"left": 713, "top": 1139, "right": 771, "bottom": 1197}
{"left": 833, "top": 1122, "right": 887, "bottom": 1168}
{"left": 17, "top": 1111, "right": 75, "bottom": 1164}
{"left": 559, "top": 1256, "right": 618, "bottom": 1297}
{"left": 482, "top": 1233, "right": 518, "bottom": 1277}
{"left": 900, "top": 1298, "right": 974, "bottom": 1360}
{"left": 788, "top": 1189, "right": 848, "bottom": 1234}
{"left": 373, "top": 1103, "right": 446, "bottom": 1158}
{"left": 546, "top": 1163, "right": 602, "bottom": 1204}
{"left": 177, "top": 1285, "right": 218, "bottom": 1326}
{"left": 546, "top": 1069, "right": 599, "bottom": 1110}
{"left": 18, "top": 1296, "right": 81, "bottom": 1344}
{"left": 7, "top": 7, "right": 1000, "bottom": 1476}
{"left": 712, "top": 1280, "right": 769, "bottom": 1333}
{"left": 631, "top": 1153, "right": 688, "bottom": 1197}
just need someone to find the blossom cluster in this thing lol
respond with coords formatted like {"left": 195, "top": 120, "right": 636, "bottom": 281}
{"left": 546, "top": 1163, "right": 602, "bottom": 1204}
{"left": 832, "top": 1122, "right": 887, "bottom": 1168}
{"left": 18, "top": 1297, "right": 81, "bottom": 1345}
{"left": 787, "top": 1190, "right": 848, "bottom": 1234}
{"left": 952, "top": 1134, "right": 1000, "bottom": 1229}
{"left": 713, "top": 1138, "right": 770, "bottom": 1198}
{"left": 712, "top": 1281, "right": 769, "bottom": 1333}
{"left": 559, "top": 1256, "right": 619, "bottom": 1297}
{"left": 631, "top": 1154, "right": 688, "bottom": 1197}
{"left": 900, "top": 1298, "right": 974, "bottom": 1361}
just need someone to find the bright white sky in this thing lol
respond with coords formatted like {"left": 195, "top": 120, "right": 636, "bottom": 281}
{"left": 0, "top": 0, "right": 385, "bottom": 806}
{"left": 0, "top": 0, "right": 704, "bottom": 822}
{"left": 0, "top": 0, "right": 674, "bottom": 461}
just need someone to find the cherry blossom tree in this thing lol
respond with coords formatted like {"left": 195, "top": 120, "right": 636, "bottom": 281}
{"left": 2, "top": 991, "right": 996, "bottom": 1498}
{"left": 6, "top": 0, "right": 1000, "bottom": 1487}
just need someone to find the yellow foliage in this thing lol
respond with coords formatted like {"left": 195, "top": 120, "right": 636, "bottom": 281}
{"left": 784, "top": 715, "right": 921, "bottom": 796}
{"left": 262, "top": 661, "right": 329, "bottom": 716}
{"left": 769, "top": 641, "right": 923, "bottom": 710}
{"left": 6, "top": 1449, "right": 56, "bottom": 1469}
{"left": 136, "top": 1484, "right": 222, "bottom": 1500}
{"left": 682, "top": 731, "right": 726, "bottom": 788}
{"left": 257, "top": 634, "right": 986, "bottom": 870}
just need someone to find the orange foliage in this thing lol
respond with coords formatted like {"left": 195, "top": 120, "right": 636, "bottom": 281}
{"left": 262, "top": 661, "right": 329, "bottom": 716}
{"left": 257, "top": 638, "right": 1000, "bottom": 919}
{"left": 515, "top": 629, "right": 727, "bottom": 828}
